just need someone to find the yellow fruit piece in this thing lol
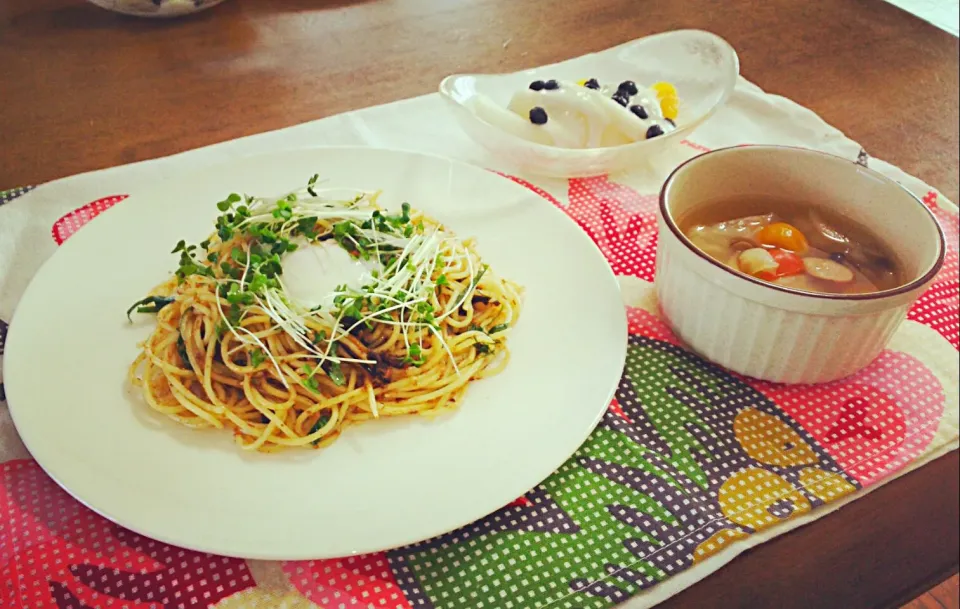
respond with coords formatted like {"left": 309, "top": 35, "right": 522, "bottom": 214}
{"left": 652, "top": 81, "right": 678, "bottom": 99}
{"left": 660, "top": 96, "right": 680, "bottom": 120}
{"left": 576, "top": 78, "right": 588, "bottom": 86}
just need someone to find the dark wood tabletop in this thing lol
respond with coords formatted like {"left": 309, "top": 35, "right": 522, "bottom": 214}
{"left": 1, "top": 0, "right": 958, "bottom": 607}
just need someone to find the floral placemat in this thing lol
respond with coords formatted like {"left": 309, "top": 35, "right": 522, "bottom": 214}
{"left": 1, "top": 39, "right": 957, "bottom": 609}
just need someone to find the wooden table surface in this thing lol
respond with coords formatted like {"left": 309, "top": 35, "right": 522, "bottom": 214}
{"left": 1, "top": 0, "right": 957, "bottom": 607}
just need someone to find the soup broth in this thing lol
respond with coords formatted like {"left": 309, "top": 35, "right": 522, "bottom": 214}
{"left": 680, "top": 196, "right": 904, "bottom": 295}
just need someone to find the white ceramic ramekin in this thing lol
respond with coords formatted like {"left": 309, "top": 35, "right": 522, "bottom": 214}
{"left": 656, "top": 146, "right": 945, "bottom": 384}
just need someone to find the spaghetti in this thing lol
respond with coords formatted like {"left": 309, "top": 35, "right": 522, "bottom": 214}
{"left": 127, "top": 176, "right": 523, "bottom": 451}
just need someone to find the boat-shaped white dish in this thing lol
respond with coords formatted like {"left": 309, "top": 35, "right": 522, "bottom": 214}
{"left": 439, "top": 29, "right": 740, "bottom": 177}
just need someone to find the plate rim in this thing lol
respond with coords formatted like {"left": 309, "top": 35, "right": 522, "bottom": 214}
{"left": 3, "top": 145, "right": 628, "bottom": 559}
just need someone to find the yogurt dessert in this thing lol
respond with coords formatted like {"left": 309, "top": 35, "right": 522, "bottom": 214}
{"left": 468, "top": 78, "right": 680, "bottom": 149}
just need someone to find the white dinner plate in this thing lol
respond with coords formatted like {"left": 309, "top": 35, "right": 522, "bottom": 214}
{"left": 4, "top": 147, "right": 626, "bottom": 559}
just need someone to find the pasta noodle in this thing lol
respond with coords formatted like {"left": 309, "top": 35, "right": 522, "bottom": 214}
{"left": 127, "top": 177, "right": 523, "bottom": 451}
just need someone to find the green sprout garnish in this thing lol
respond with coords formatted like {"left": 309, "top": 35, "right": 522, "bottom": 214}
{"left": 176, "top": 334, "right": 191, "bottom": 370}
{"left": 327, "top": 361, "right": 346, "bottom": 386}
{"left": 126, "top": 295, "right": 176, "bottom": 321}
{"left": 309, "top": 413, "right": 332, "bottom": 445}
{"left": 403, "top": 343, "right": 427, "bottom": 366}
{"left": 135, "top": 173, "right": 494, "bottom": 387}
{"left": 301, "top": 365, "right": 322, "bottom": 394}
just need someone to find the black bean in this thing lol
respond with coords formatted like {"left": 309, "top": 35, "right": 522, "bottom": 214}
{"left": 618, "top": 80, "right": 639, "bottom": 96}
{"left": 529, "top": 106, "right": 548, "bottom": 125}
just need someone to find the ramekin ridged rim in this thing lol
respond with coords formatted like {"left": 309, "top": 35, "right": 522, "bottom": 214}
{"left": 659, "top": 145, "right": 947, "bottom": 302}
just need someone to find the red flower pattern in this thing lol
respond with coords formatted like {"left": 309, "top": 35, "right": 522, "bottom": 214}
{"left": 757, "top": 351, "right": 946, "bottom": 486}
{"left": 906, "top": 191, "right": 959, "bottom": 349}
{"left": 284, "top": 554, "right": 412, "bottom": 609}
{"left": 503, "top": 175, "right": 660, "bottom": 280}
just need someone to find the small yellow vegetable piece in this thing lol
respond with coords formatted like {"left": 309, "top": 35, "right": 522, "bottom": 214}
{"left": 757, "top": 222, "right": 809, "bottom": 254}
{"left": 803, "top": 257, "right": 855, "bottom": 283}
{"left": 652, "top": 82, "right": 678, "bottom": 100}
{"left": 660, "top": 96, "right": 680, "bottom": 120}
{"left": 576, "top": 79, "right": 588, "bottom": 86}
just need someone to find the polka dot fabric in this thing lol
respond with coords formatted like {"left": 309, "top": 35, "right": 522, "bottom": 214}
{"left": 626, "top": 306, "right": 678, "bottom": 345}
{"left": 623, "top": 305, "right": 948, "bottom": 487}
{"left": 565, "top": 177, "right": 660, "bottom": 280}
{"left": 283, "top": 554, "right": 411, "bottom": 609}
{"left": 757, "top": 351, "right": 946, "bottom": 486}
{"left": 0, "top": 186, "right": 35, "bottom": 207}
{"left": 906, "top": 191, "right": 959, "bottom": 350}
{"left": 381, "top": 335, "right": 861, "bottom": 608}
{"left": 0, "top": 167, "right": 953, "bottom": 609}
{"left": 51, "top": 195, "right": 129, "bottom": 246}
{"left": 607, "top": 398, "right": 634, "bottom": 425}
{"left": 503, "top": 174, "right": 660, "bottom": 280}
{"left": 0, "top": 460, "right": 254, "bottom": 609}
